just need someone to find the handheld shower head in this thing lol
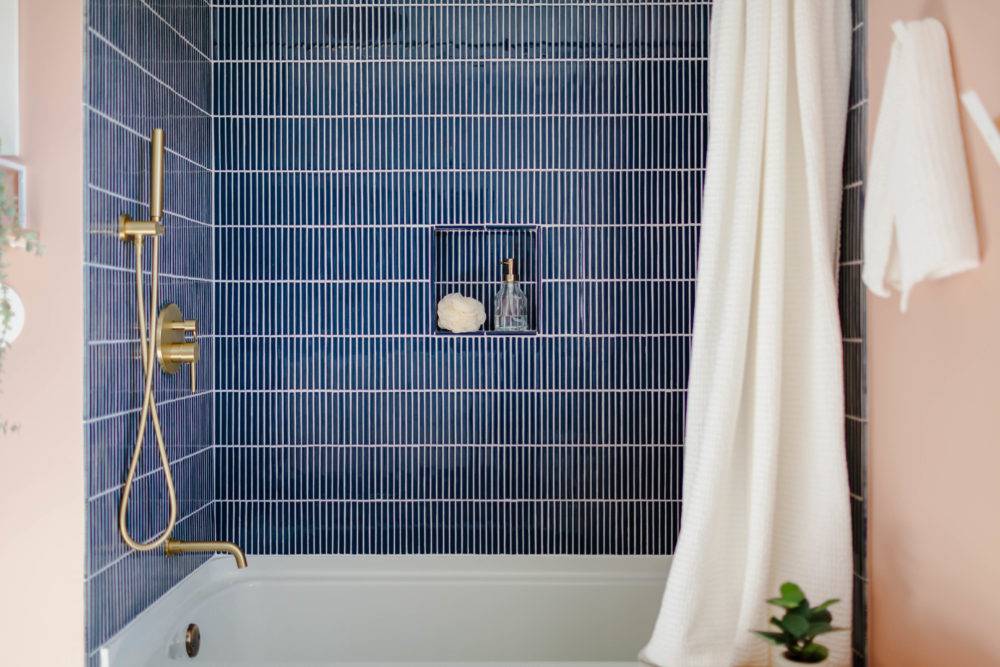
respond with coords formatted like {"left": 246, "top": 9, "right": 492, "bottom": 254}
{"left": 149, "top": 128, "right": 165, "bottom": 223}
{"left": 117, "top": 128, "right": 167, "bottom": 242}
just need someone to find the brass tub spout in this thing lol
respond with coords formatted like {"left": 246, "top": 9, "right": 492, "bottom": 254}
{"left": 166, "top": 539, "right": 248, "bottom": 569}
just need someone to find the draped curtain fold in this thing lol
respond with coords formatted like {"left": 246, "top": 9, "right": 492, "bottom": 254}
{"left": 640, "top": 1, "right": 854, "bottom": 665}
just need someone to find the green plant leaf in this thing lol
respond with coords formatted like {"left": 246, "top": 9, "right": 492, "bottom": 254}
{"left": 807, "top": 608, "right": 833, "bottom": 623}
{"left": 781, "top": 613, "right": 810, "bottom": 639}
{"left": 769, "top": 616, "right": 785, "bottom": 630}
{"left": 767, "top": 597, "right": 802, "bottom": 609}
{"left": 806, "top": 621, "right": 833, "bottom": 637}
{"left": 780, "top": 582, "right": 806, "bottom": 605}
{"left": 813, "top": 598, "right": 840, "bottom": 611}
{"left": 751, "top": 631, "right": 789, "bottom": 646}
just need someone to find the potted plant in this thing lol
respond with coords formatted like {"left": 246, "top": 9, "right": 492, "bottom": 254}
{"left": 752, "top": 582, "right": 844, "bottom": 664}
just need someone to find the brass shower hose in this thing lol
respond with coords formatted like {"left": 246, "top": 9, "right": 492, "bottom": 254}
{"left": 117, "top": 232, "right": 179, "bottom": 551}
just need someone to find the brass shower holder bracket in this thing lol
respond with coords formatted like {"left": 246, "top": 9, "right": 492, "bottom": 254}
{"left": 156, "top": 303, "right": 200, "bottom": 392}
{"left": 118, "top": 213, "right": 163, "bottom": 243}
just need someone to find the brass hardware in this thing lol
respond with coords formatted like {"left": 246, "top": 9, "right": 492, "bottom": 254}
{"left": 501, "top": 258, "right": 517, "bottom": 283}
{"left": 118, "top": 208, "right": 177, "bottom": 552}
{"left": 117, "top": 214, "right": 163, "bottom": 242}
{"left": 118, "top": 130, "right": 167, "bottom": 242}
{"left": 150, "top": 128, "right": 165, "bottom": 223}
{"left": 156, "top": 303, "right": 199, "bottom": 393}
{"left": 118, "top": 129, "right": 247, "bottom": 568}
{"left": 166, "top": 539, "right": 248, "bottom": 569}
{"left": 185, "top": 623, "right": 201, "bottom": 658}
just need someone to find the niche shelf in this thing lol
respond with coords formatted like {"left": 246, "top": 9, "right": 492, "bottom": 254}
{"left": 431, "top": 225, "right": 540, "bottom": 336}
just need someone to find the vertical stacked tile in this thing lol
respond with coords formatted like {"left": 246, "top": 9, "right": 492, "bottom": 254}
{"left": 84, "top": 0, "right": 214, "bottom": 660}
{"left": 212, "top": 2, "right": 711, "bottom": 555}
{"left": 840, "top": 1, "right": 869, "bottom": 664}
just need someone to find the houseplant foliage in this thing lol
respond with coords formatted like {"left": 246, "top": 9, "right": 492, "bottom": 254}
{"left": 0, "top": 166, "right": 40, "bottom": 434}
{"left": 752, "top": 582, "right": 843, "bottom": 663}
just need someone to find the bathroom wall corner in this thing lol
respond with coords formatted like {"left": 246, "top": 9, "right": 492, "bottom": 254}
{"left": 841, "top": 0, "right": 869, "bottom": 664}
{"left": 83, "top": 0, "right": 215, "bottom": 658}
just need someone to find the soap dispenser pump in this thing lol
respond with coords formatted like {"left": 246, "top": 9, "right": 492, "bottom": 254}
{"left": 494, "top": 258, "right": 528, "bottom": 332}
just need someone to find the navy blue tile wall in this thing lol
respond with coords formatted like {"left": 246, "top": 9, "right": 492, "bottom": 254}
{"left": 841, "top": 1, "right": 868, "bottom": 664}
{"left": 84, "top": 0, "right": 214, "bottom": 660}
{"left": 212, "top": 2, "right": 710, "bottom": 554}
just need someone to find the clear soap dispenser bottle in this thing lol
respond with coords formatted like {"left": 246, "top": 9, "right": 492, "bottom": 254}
{"left": 494, "top": 258, "right": 528, "bottom": 332}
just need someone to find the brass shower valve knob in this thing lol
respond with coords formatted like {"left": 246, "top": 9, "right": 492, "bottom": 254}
{"left": 156, "top": 304, "right": 200, "bottom": 393}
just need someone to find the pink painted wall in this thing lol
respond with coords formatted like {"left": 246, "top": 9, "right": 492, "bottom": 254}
{"left": 0, "top": 0, "right": 85, "bottom": 663}
{"left": 868, "top": 2, "right": 1000, "bottom": 666}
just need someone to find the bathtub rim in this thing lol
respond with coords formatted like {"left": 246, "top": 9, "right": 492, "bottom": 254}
{"left": 97, "top": 554, "right": 670, "bottom": 667}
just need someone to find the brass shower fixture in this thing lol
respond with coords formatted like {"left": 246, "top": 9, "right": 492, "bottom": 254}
{"left": 118, "top": 128, "right": 246, "bottom": 569}
{"left": 119, "top": 128, "right": 165, "bottom": 242}
{"left": 157, "top": 303, "right": 200, "bottom": 393}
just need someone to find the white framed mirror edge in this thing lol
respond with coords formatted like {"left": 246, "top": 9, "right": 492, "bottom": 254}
{"left": 0, "top": 0, "right": 20, "bottom": 156}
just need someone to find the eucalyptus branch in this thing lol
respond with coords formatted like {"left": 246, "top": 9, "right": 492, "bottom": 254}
{"left": 0, "top": 167, "right": 42, "bottom": 434}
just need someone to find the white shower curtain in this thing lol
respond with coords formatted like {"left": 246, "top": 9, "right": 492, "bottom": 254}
{"left": 640, "top": 2, "right": 854, "bottom": 666}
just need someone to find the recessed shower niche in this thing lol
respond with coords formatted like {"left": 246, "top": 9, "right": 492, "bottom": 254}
{"left": 432, "top": 225, "right": 540, "bottom": 335}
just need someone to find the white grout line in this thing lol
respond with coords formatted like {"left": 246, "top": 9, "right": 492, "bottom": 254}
{"left": 87, "top": 28, "right": 212, "bottom": 117}
{"left": 215, "top": 57, "right": 710, "bottom": 65}
{"left": 215, "top": 388, "right": 689, "bottom": 394}
{"left": 215, "top": 166, "right": 708, "bottom": 174}
{"left": 445, "top": 277, "right": 698, "bottom": 284}
{"left": 213, "top": 222, "right": 703, "bottom": 229}
{"left": 86, "top": 338, "right": 143, "bottom": 346}
{"left": 87, "top": 184, "right": 212, "bottom": 227}
{"left": 215, "top": 442, "right": 686, "bottom": 449}
{"left": 212, "top": 277, "right": 696, "bottom": 285}
{"left": 214, "top": 1, "right": 713, "bottom": 7}
{"left": 210, "top": 332, "right": 694, "bottom": 339}
{"left": 86, "top": 105, "right": 211, "bottom": 172}
{"left": 216, "top": 112, "right": 710, "bottom": 120}
{"left": 84, "top": 392, "right": 207, "bottom": 425}
{"left": 85, "top": 261, "right": 213, "bottom": 283}
{"left": 209, "top": 0, "right": 218, "bottom": 558}
{"left": 215, "top": 498, "right": 685, "bottom": 504}
{"left": 137, "top": 0, "right": 212, "bottom": 62}
{"left": 88, "top": 448, "right": 214, "bottom": 502}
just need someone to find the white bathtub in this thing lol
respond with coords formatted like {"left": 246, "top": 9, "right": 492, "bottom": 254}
{"left": 100, "top": 555, "right": 670, "bottom": 666}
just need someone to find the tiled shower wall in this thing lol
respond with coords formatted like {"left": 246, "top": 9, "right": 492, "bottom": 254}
{"left": 212, "top": 2, "right": 709, "bottom": 554}
{"left": 84, "top": 0, "right": 871, "bottom": 658}
{"left": 840, "top": 0, "right": 868, "bottom": 663}
{"left": 84, "top": 0, "right": 214, "bottom": 658}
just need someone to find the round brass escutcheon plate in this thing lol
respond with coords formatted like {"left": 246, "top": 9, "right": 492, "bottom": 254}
{"left": 185, "top": 623, "right": 201, "bottom": 658}
{"left": 156, "top": 303, "right": 186, "bottom": 375}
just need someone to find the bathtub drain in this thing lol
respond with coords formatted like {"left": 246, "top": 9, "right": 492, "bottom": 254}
{"left": 185, "top": 623, "right": 201, "bottom": 658}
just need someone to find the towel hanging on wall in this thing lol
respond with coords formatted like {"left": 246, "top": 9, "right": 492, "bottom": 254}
{"left": 639, "top": 1, "right": 854, "bottom": 665}
{"left": 863, "top": 19, "right": 980, "bottom": 312}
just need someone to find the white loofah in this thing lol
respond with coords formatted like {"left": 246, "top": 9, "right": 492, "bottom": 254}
{"left": 436, "top": 292, "right": 486, "bottom": 333}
